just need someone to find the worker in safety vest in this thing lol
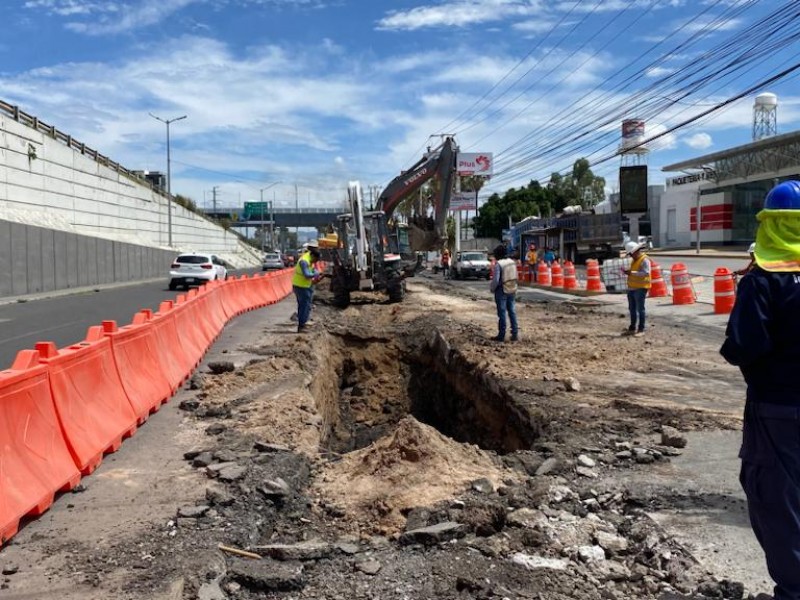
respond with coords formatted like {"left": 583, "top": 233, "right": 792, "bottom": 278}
{"left": 622, "top": 241, "right": 651, "bottom": 337}
{"left": 292, "top": 240, "right": 322, "bottom": 333}
{"left": 489, "top": 244, "right": 519, "bottom": 342}
{"left": 720, "top": 180, "right": 800, "bottom": 600}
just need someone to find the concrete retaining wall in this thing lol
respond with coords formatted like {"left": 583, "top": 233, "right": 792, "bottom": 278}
{"left": 0, "top": 108, "right": 259, "bottom": 264}
{"left": 0, "top": 219, "right": 176, "bottom": 297}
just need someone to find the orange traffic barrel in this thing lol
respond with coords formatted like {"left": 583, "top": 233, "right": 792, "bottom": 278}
{"left": 537, "top": 260, "right": 551, "bottom": 286}
{"left": 551, "top": 260, "right": 564, "bottom": 288}
{"left": 670, "top": 263, "right": 695, "bottom": 305}
{"left": 714, "top": 267, "right": 736, "bottom": 314}
{"left": 519, "top": 264, "right": 530, "bottom": 284}
{"left": 648, "top": 260, "right": 670, "bottom": 298}
{"left": 585, "top": 259, "right": 604, "bottom": 292}
{"left": 563, "top": 261, "right": 577, "bottom": 290}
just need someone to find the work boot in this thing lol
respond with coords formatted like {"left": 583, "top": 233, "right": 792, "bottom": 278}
{"left": 510, "top": 334, "right": 519, "bottom": 342}
{"left": 491, "top": 335, "right": 504, "bottom": 342}
{"left": 297, "top": 325, "right": 307, "bottom": 334}
{"left": 622, "top": 326, "right": 635, "bottom": 336}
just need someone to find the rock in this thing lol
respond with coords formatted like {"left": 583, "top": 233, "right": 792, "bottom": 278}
{"left": 563, "top": 377, "right": 581, "bottom": 392}
{"left": 577, "top": 454, "right": 596, "bottom": 468}
{"left": 595, "top": 531, "right": 629, "bottom": 554}
{"left": 218, "top": 465, "right": 248, "bottom": 482}
{"left": 208, "top": 361, "right": 236, "bottom": 374}
{"left": 506, "top": 508, "right": 547, "bottom": 529}
{"left": 213, "top": 449, "right": 238, "bottom": 463}
{"left": 206, "top": 483, "right": 235, "bottom": 507}
{"left": 188, "top": 373, "right": 205, "bottom": 390}
{"left": 549, "top": 485, "right": 577, "bottom": 503}
{"left": 254, "top": 441, "right": 291, "bottom": 453}
{"left": 177, "top": 505, "right": 210, "bottom": 518}
{"left": 258, "top": 478, "right": 291, "bottom": 500}
{"left": 599, "top": 560, "right": 631, "bottom": 581}
{"left": 1, "top": 564, "right": 19, "bottom": 576}
{"left": 615, "top": 451, "right": 633, "bottom": 460}
{"left": 536, "top": 457, "right": 559, "bottom": 476}
{"left": 255, "top": 540, "right": 333, "bottom": 561}
{"left": 511, "top": 553, "right": 568, "bottom": 571}
{"left": 227, "top": 558, "right": 304, "bottom": 592}
{"left": 206, "top": 423, "right": 226, "bottom": 436}
{"left": 576, "top": 466, "right": 597, "bottom": 478}
{"left": 577, "top": 545, "right": 606, "bottom": 563}
{"left": 335, "top": 542, "right": 360, "bottom": 555}
{"left": 192, "top": 452, "right": 214, "bottom": 468}
{"left": 198, "top": 577, "right": 226, "bottom": 600}
{"left": 471, "top": 478, "right": 494, "bottom": 494}
{"left": 634, "top": 452, "right": 656, "bottom": 465}
{"left": 399, "top": 522, "right": 467, "bottom": 545}
{"left": 179, "top": 399, "right": 200, "bottom": 411}
{"left": 661, "top": 426, "right": 688, "bottom": 449}
{"left": 355, "top": 559, "right": 382, "bottom": 575}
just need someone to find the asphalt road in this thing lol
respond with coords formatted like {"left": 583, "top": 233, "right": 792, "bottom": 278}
{"left": 0, "top": 268, "right": 262, "bottom": 370}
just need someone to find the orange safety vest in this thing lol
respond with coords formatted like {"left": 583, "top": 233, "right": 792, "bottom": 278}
{"left": 627, "top": 254, "right": 652, "bottom": 289}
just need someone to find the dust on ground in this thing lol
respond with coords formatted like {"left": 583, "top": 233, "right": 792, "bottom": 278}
{"left": 1, "top": 273, "right": 754, "bottom": 600}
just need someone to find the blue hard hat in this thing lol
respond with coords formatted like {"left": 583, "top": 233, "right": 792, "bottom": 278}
{"left": 764, "top": 180, "right": 800, "bottom": 210}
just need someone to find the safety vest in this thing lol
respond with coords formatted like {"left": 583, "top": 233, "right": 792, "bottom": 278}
{"left": 292, "top": 251, "right": 315, "bottom": 288}
{"left": 627, "top": 254, "right": 652, "bottom": 289}
{"left": 498, "top": 258, "right": 518, "bottom": 294}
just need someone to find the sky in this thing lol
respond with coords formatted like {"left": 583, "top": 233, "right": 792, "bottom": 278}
{"left": 3, "top": 0, "right": 800, "bottom": 212}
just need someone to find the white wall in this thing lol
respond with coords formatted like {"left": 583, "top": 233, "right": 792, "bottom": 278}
{"left": 0, "top": 113, "right": 260, "bottom": 267}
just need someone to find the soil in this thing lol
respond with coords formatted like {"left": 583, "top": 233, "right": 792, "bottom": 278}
{"left": 0, "top": 273, "right": 754, "bottom": 600}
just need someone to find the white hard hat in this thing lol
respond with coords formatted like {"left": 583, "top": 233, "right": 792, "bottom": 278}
{"left": 748, "top": 242, "right": 756, "bottom": 254}
{"left": 624, "top": 241, "right": 643, "bottom": 255}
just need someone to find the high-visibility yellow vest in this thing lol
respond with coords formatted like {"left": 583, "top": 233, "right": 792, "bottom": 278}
{"left": 292, "top": 251, "right": 315, "bottom": 288}
{"left": 627, "top": 254, "right": 652, "bottom": 289}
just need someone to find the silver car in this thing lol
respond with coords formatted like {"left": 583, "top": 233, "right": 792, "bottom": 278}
{"left": 168, "top": 253, "right": 228, "bottom": 290}
{"left": 262, "top": 252, "right": 284, "bottom": 271}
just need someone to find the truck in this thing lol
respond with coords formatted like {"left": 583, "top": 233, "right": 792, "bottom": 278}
{"left": 509, "top": 207, "right": 622, "bottom": 264}
{"left": 329, "top": 136, "right": 458, "bottom": 308}
{"left": 451, "top": 249, "right": 491, "bottom": 280}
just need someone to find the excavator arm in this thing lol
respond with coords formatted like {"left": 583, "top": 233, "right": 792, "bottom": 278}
{"left": 377, "top": 136, "right": 457, "bottom": 252}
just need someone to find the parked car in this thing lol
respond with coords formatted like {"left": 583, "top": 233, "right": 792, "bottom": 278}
{"left": 168, "top": 252, "right": 228, "bottom": 290}
{"left": 262, "top": 252, "right": 284, "bottom": 271}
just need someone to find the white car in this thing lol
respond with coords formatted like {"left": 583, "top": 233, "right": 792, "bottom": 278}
{"left": 262, "top": 252, "right": 284, "bottom": 270}
{"left": 452, "top": 251, "right": 491, "bottom": 280}
{"left": 168, "top": 253, "right": 228, "bottom": 290}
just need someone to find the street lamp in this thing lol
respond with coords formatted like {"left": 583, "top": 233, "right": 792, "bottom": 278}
{"left": 149, "top": 113, "right": 187, "bottom": 247}
{"left": 259, "top": 181, "right": 281, "bottom": 252}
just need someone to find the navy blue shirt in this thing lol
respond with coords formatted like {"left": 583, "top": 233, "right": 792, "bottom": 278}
{"left": 720, "top": 268, "right": 800, "bottom": 405}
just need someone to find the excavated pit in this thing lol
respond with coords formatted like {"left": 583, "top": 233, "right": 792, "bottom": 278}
{"left": 315, "top": 329, "right": 542, "bottom": 456}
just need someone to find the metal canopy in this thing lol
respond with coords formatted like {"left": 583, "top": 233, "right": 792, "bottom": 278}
{"left": 662, "top": 129, "right": 800, "bottom": 183}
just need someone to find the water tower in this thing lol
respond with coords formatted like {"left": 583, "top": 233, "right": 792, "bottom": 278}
{"left": 619, "top": 119, "right": 649, "bottom": 167}
{"left": 753, "top": 93, "right": 778, "bottom": 141}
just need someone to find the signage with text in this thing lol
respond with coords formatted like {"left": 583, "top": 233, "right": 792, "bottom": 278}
{"left": 619, "top": 166, "right": 648, "bottom": 214}
{"left": 449, "top": 192, "right": 478, "bottom": 212}
{"left": 457, "top": 152, "right": 493, "bottom": 176}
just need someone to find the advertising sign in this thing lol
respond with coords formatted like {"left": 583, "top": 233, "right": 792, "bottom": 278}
{"left": 457, "top": 152, "right": 493, "bottom": 176}
{"left": 449, "top": 192, "right": 478, "bottom": 212}
{"left": 619, "top": 166, "right": 648, "bottom": 214}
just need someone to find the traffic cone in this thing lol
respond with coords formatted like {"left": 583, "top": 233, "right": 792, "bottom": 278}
{"left": 648, "top": 261, "right": 670, "bottom": 298}
{"left": 551, "top": 260, "right": 564, "bottom": 288}
{"left": 537, "top": 260, "right": 551, "bottom": 286}
{"left": 714, "top": 267, "right": 736, "bottom": 314}
{"left": 670, "top": 263, "right": 695, "bottom": 305}
{"left": 585, "top": 259, "right": 604, "bottom": 292}
{"left": 563, "top": 261, "right": 577, "bottom": 290}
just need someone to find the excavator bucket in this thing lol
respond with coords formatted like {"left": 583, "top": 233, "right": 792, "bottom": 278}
{"left": 407, "top": 224, "right": 444, "bottom": 253}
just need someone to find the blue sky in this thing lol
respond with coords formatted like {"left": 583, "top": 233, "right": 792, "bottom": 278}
{"left": 3, "top": 0, "right": 800, "bottom": 211}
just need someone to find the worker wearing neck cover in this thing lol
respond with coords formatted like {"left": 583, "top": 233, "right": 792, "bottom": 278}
{"left": 720, "top": 180, "right": 800, "bottom": 600}
{"left": 292, "top": 240, "right": 321, "bottom": 333}
{"left": 622, "top": 241, "right": 651, "bottom": 336}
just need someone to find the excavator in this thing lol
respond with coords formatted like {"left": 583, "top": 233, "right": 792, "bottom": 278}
{"left": 329, "top": 136, "right": 458, "bottom": 308}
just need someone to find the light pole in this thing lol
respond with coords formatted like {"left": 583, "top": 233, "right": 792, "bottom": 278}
{"left": 259, "top": 182, "right": 281, "bottom": 252}
{"left": 150, "top": 113, "right": 187, "bottom": 247}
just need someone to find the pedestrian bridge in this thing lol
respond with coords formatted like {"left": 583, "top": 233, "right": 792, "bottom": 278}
{"left": 203, "top": 207, "right": 345, "bottom": 229}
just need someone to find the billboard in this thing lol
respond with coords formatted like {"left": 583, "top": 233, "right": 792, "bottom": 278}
{"left": 457, "top": 152, "right": 493, "bottom": 176}
{"left": 449, "top": 192, "right": 478, "bottom": 212}
{"left": 619, "top": 166, "right": 648, "bottom": 214}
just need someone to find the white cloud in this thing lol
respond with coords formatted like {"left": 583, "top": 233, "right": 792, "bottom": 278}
{"left": 645, "top": 66, "right": 675, "bottom": 78}
{"left": 685, "top": 132, "right": 712, "bottom": 149}
{"left": 377, "top": 0, "right": 544, "bottom": 31}
{"left": 64, "top": 0, "right": 198, "bottom": 35}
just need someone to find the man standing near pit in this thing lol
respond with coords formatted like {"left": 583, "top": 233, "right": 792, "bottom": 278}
{"left": 292, "top": 240, "right": 322, "bottom": 334}
{"left": 720, "top": 180, "right": 800, "bottom": 600}
{"left": 622, "top": 241, "right": 651, "bottom": 337}
{"left": 490, "top": 244, "right": 519, "bottom": 342}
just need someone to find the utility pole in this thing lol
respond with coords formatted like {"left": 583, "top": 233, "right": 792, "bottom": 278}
{"left": 149, "top": 113, "right": 187, "bottom": 247}
{"left": 212, "top": 186, "right": 219, "bottom": 214}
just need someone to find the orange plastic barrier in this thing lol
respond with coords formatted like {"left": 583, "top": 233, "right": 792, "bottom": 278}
{"left": 537, "top": 261, "right": 551, "bottom": 286}
{"left": 585, "top": 259, "right": 604, "bottom": 292}
{"left": 172, "top": 295, "right": 208, "bottom": 367}
{"left": 0, "top": 350, "right": 82, "bottom": 545}
{"left": 149, "top": 304, "right": 192, "bottom": 390}
{"left": 670, "top": 263, "right": 696, "bottom": 305}
{"left": 518, "top": 264, "right": 529, "bottom": 284}
{"left": 648, "top": 261, "right": 670, "bottom": 298}
{"left": 714, "top": 267, "right": 736, "bottom": 314}
{"left": 551, "top": 260, "right": 564, "bottom": 288}
{"left": 102, "top": 318, "right": 172, "bottom": 424}
{"left": 563, "top": 261, "right": 577, "bottom": 290}
{"left": 36, "top": 328, "right": 138, "bottom": 475}
{"left": 186, "top": 288, "right": 218, "bottom": 349}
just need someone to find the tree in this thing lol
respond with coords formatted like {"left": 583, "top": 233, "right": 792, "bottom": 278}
{"left": 548, "top": 159, "right": 606, "bottom": 209}
{"left": 472, "top": 180, "right": 558, "bottom": 239}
